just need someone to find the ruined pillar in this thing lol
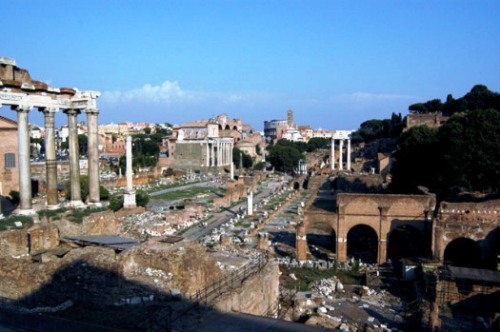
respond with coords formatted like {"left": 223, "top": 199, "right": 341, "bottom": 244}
{"left": 65, "top": 109, "right": 84, "bottom": 207}
{"left": 205, "top": 142, "right": 210, "bottom": 167}
{"left": 247, "top": 188, "right": 253, "bottom": 215}
{"left": 211, "top": 142, "right": 215, "bottom": 167}
{"left": 347, "top": 139, "right": 351, "bottom": 171}
{"left": 331, "top": 138, "right": 335, "bottom": 170}
{"left": 230, "top": 162, "right": 234, "bottom": 180}
{"left": 296, "top": 221, "right": 307, "bottom": 261}
{"left": 339, "top": 139, "right": 344, "bottom": 170}
{"left": 123, "top": 135, "right": 136, "bottom": 209}
{"left": 13, "top": 105, "right": 35, "bottom": 214}
{"left": 41, "top": 107, "right": 58, "bottom": 208}
{"left": 86, "top": 108, "right": 100, "bottom": 205}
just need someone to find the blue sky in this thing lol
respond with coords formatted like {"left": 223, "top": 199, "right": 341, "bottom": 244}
{"left": 2, "top": 0, "right": 500, "bottom": 131}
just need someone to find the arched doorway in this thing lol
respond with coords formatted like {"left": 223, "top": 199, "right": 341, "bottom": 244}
{"left": 306, "top": 223, "right": 336, "bottom": 260}
{"left": 347, "top": 224, "right": 378, "bottom": 264}
{"left": 293, "top": 182, "right": 300, "bottom": 190}
{"left": 444, "top": 238, "right": 481, "bottom": 268}
{"left": 388, "top": 225, "right": 429, "bottom": 261}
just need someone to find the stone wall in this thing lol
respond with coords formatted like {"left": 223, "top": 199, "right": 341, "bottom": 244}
{"left": 0, "top": 229, "right": 28, "bottom": 257}
{"left": 0, "top": 224, "right": 60, "bottom": 258}
{"left": 212, "top": 261, "right": 280, "bottom": 316}
{"left": 28, "top": 224, "right": 59, "bottom": 254}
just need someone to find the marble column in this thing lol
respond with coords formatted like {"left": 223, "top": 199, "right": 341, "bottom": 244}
{"left": 66, "top": 109, "right": 84, "bottom": 207}
{"left": 126, "top": 136, "right": 133, "bottom": 191}
{"left": 124, "top": 135, "right": 136, "bottom": 209}
{"left": 331, "top": 139, "right": 335, "bottom": 170}
{"left": 247, "top": 189, "right": 253, "bottom": 216}
{"left": 205, "top": 142, "right": 210, "bottom": 167}
{"left": 339, "top": 140, "right": 344, "bottom": 170}
{"left": 13, "top": 105, "right": 35, "bottom": 214}
{"left": 86, "top": 108, "right": 100, "bottom": 205}
{"left": 41, "top": 107, "right": 58, "bottom": 208}
{"left": 211, "top": 143, "right": 215, "bottom": 167}
{"left": 347, "top": 139, "right": 351, "bottom": 171}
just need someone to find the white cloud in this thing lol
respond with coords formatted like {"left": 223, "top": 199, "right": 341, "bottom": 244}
{"left": 101, "top": 80, "right": 194, "bottom": 104}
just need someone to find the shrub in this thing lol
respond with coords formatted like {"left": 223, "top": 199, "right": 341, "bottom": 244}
{"left": 108, "top": 194, "right": 124, "bottom": 211}
{"left": 100, "top": 186, "right": 110, "bottom": 200}
{"left": 136, "top": 190, "right": 149, "bottom": 207}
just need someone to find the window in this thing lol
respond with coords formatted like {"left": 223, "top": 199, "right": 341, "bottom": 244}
{"left": 5, "top": 153, "right": 16, "bottom": 168}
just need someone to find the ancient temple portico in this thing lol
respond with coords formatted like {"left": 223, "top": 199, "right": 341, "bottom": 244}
{"left": 330, "top": 131, "right": 352, "bottom": 171}
{"left": 0, "top": 56, "right": 101, "bottom": 213}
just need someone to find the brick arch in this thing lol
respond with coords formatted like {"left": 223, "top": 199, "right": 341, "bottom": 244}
{"left": 346, "top": 223, "right": 379, "bottom": 264}
{"left": 298, "top": 193, "right": 435, "bottom": 264}
{"left": 443, "top": 237, "right": 481, "bottom": 268}
{"left": 296, "top": 212, "right": 337, "bottom": 261}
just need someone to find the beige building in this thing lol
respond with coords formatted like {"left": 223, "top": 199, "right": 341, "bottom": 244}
{"left": 0, "top": 116, "right": 20, "bottom": 195}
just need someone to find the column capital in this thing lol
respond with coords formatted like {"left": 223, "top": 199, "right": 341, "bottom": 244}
{"left": 39, "top": 106, "right": 58, "bottom": 115}
{"left": 63, "top": 108, "right": 81, "bottom": 116}
{"left": 85, "top": 108, "right": 99, "bottom": 115}
{"left": 11, "top": 104, "right": 32, "bottom": 113}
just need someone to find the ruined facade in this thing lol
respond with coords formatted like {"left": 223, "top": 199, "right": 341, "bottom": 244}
{"left": 0, "top": 56, "right": 102, "bottom": 212}
{"left": 298, "top": 193, "right": 435, "bottom": 263}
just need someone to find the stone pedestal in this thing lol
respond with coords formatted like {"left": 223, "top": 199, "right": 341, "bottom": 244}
{"left": 124, "top": 191, "right": 137, "bottom": 209}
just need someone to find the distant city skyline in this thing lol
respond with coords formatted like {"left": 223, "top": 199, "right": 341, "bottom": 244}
{"left": 2, "top": 0, "right": 499, "bottom": 131}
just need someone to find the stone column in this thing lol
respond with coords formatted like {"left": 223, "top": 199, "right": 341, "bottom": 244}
{"left": 230, "top": 162, "right": 234, "bottom": 180}
{"left": 339, "top": 140, "right": 344, "bottom": 170}
{"left": 211, "top": 142, "right": 215, "bottom": 167}
{"left": 347, "top": 139, "right": 351, "bottom": 171}
{"left": 224, "top": 141, "right": 228, "bottom": 165}
{"left": 296, "top": 221, "right": 307, "bottom": 261}
{"left": 41, "top": 107, "right": 58, "bottom": 208}
{"left": 65, "top": 109, "right": 84, "bottom": 207}
{"left": 86, "top": 108, "right": 100, "bottom": 205}
{"left": 331, "top": 139, "right": 335, "bottom": 170}
{"left": 124, "top": 135, "right": 136, "bottom": 209}
{"left": 247, "top": 188, "right": 253, "bottom": 215}
{"left": 13, "top": 105, "right": 35, "bottom": 214}
{"left": 205, "top": 142, "right": 210, "bottom": 167}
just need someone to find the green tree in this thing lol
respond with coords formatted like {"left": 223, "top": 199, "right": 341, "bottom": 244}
{"left": 233, "top": 147, "right": 253, "bottom": 168}
{"left": 438, "top": 109, "right": 500, "bottom": 194}
{"left": 389, "top": 126, "right": 440, "bottom": 194}
{"left": 306, "top": 137, "right": 330, "bottom": 152}
{"left": 268, "top": 145, "right": 303, "bottom": 172}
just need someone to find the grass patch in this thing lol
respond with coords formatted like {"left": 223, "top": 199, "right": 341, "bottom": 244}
{"left": 281, "top": 266, "right": 363, "bottom": 291}
{"left": 0, "top": 215, "right": 34, "bottom": 231}
{"left": 151, "top": 186, "right": 222, "bottom": 201}
{"left": 38, "top": 207, "right": 67, "bottom": 220}
{"left": 68, "top": 207, "right": 108, "bottom": 224}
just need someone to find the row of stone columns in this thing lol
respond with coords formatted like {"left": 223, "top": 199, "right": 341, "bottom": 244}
{"left": 206, "top": 139, "right": 233, "bottom": 167}
{"left": 330, "top": 139, "right": 351, "bottom": 171}
{"left": 12, "top": 105, "right": 100, "bottom": 214}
